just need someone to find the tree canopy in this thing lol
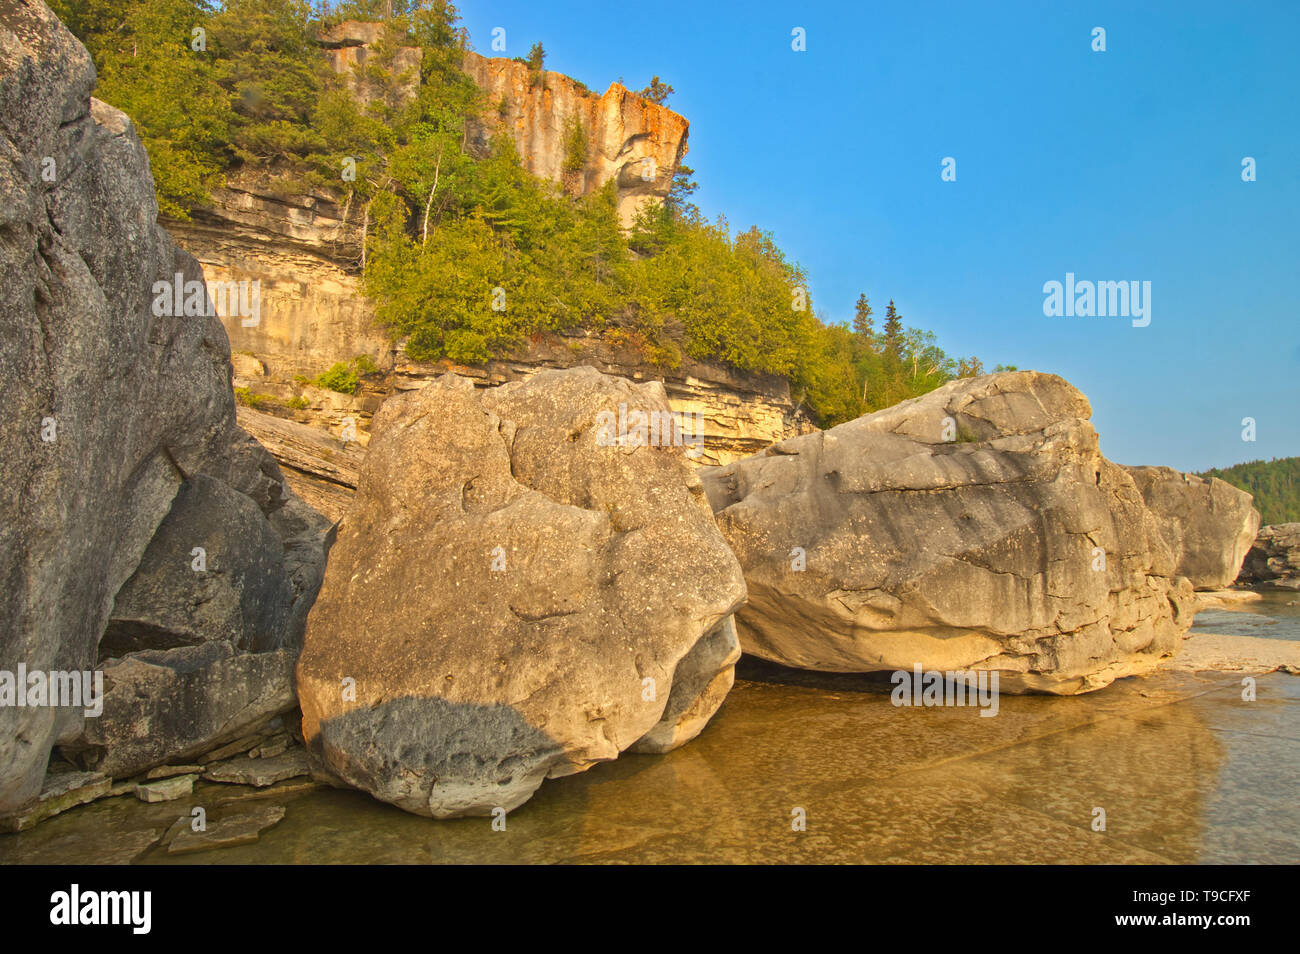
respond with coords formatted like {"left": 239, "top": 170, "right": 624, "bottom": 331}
{"left": 52, "top": 0, "right": 991, "bottom": 425}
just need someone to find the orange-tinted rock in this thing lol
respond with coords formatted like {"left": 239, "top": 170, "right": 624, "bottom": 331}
{"left": 461, "top": 52, "right": 689, "bottom": 225}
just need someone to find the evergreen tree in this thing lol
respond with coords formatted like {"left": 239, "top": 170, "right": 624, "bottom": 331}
{"left": 55, "top": 1, "right": 991, "bottom": 428}
{"left": 882, "top": 299, "right": 903, "bottom": 358}
{"left": 636, "top": 76, "right": 674, "bottom": 105}
{"left": 526, "top": 40, "right": 545, "bottom": 84}
{"left": 852, "top": 293, "right": 874, "bottom": 339}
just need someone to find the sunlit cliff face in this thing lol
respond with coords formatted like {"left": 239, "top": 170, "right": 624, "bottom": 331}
{"left": 460, "top": 51, "right": 690, "bottom": 226}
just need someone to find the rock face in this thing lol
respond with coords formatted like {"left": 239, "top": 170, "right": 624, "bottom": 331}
{"left": 297, "top": 367, "right": 746, "bottom": 817}
{"left": 236, "top": 406, "right": 363, "bottom": 522}
{"left": 701, "top": 371, "right": 1197, "bottom": 694}
{"left": 461, "top": 51, "right": 689, "bottom": 227}
{"left": 319, "top": 20, "right": 422, "bottom": 107}
{"left": 316, "top": 22, "right": 689, "bottom": 227}
{"left": 164, "top": 25, "right": 799, "bottom": 477}
{"left": 1125, "top": 466, "right": 1260, "bottom": 590}
{"left": 1238, "top": 523, "right": 1300, "bottom": 589}
{"left": 0, "top": 1, "right": 328, "bottom": 812}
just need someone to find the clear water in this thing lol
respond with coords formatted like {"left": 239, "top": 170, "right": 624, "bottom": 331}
{"left": 3, "top": 596, "right": 1298, "bottom": 865}
{"left": 1191, "top": 589, "right": 1300, "bottom": 641}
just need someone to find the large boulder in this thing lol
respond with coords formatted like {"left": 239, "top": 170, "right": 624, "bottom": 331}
{"left": 701, "top": 371, "right": 1197, "bottom": 694}
{"left": 1125, "top": 466, "right": 1259, "bottom": 589}
{"left": 0, "top": 1, "right": 328, "bottom": 813}
{"left": 1238, "top": 523, "right": 1300, "bottom": 589}
{"left": 297, "top": 368, "right": 746, "bottom": 817}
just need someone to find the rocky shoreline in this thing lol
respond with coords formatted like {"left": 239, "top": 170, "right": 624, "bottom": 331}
{"left": 1, "top": 1, "right": 1292, "bottom": 844}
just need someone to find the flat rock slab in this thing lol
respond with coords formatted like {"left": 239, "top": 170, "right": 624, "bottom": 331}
{"left": 1194, "top": 589, "right": 1265, "bottom": 610}
{"left": 1162, "top": 634, "right": 1300, "bottom": 674}
{"left": 214, "top": 778, "right": 321, "bottom": 807}
{"left": 0, "top": 826, "right": 165, "bottom": 866}
{"left": 145, "top": 764, "right": 204, "bottom": 780}
{"left": 248, "top": 734, "right": 290, "bottom": 759}
{"left": 203, "top": 749, "right": 310, "bottom": 787}
{"left": 0, "top": 772, "right": 111, "bottom": 833}
{"left": 134, "top": 774, "right": 197, "bottom": 802}
{"left": 199, "top": 733, "right": 265, "bottom": 764}
{"left": 166, "top": 805, "right": 286, "bottom": 855}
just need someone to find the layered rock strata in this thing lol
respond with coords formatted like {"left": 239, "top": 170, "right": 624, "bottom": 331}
{"left": 700, "top": 371, "right": 1198, "bottom": 694}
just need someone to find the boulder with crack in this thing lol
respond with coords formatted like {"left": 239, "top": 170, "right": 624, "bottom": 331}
{"left": 1238, "top": 523, "right": 1300, "bottom": 590}
{"left": 1125, "top": 466, "right": 1259, "bottom": 590}
{"left": 297, "top": 368, "right": 746, "bottom": 817}
{"left": 700, "top": 371, "right": 1197, "bottom": 694}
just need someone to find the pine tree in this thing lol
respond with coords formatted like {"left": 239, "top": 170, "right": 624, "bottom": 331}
{"left": 526, "top": 41, "right": 545, "bottom": 72}
{"left": 852, "top": 293, "right": 873, "bottom": 339}
{"left": 636, "top": 76, "right": 674, "bottom": 105}
{"left": 883, "top": 299, "right": 903, "bottom": 358}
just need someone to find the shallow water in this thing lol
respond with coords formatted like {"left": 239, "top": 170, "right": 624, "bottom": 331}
{"left": 1192, "top": 589, "right": 1300, "bottom": 641}
{"left": 3, "top": 604, "right": 1298, "bottom": 864}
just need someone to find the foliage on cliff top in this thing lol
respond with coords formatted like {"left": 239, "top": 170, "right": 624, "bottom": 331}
{"left": 1199, "top": 457, "right": 1300, "bottom": 526}
{"left": 54, "top": 0, "right": 989, "bottom": 425}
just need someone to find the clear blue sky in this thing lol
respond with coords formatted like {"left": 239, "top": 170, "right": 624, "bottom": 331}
{"left": 456, "top": 0, "right": 1299, "bottom": 472}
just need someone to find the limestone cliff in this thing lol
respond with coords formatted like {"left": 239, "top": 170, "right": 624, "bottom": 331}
{"left": 233, "top": 329, "right": 817, "bottom": 519}
{"left": 165, "top": 23, "right": 807, "bottom": 493}
{"left": 461, "top": 50, "right": 689, "bottom": 227}
{"left": 316, "top": 21, "right": 689, "bottom": 226}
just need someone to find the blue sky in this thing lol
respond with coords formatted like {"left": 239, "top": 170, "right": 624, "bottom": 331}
{"left": 455, "top": 0, "right": 1298, "bottom": 472}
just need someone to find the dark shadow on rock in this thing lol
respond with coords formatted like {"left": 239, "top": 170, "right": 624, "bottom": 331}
{"left": 735, "top": 655, "right": 897, "bottom": 695}
{"left": 310, "top": 695, "right": 568, "bottom": 819}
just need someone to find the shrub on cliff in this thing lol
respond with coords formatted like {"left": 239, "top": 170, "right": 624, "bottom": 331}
{"left": 56, "top": 0, "right": 988, "bottom": 427}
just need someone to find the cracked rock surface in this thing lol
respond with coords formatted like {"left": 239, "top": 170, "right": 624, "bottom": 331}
{"left": 0, "top": 1, "right": 328, "bottom": 812}
{"left": 1238, "top": 523, "right": 1300, "bottom": 589}
{"left": 1125, "top": 465, "right": 1258, "bottom": 590}
{"left": 701, "top": 371, "right": 1198, "bottom": 694}
{"left": 297, "top": 368, "right": 746, "bottom": 817}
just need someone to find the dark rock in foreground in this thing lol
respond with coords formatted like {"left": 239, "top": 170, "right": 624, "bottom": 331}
{"left": 0, "top": 1, "right": 328, "bottom": 813}
{"left": 1238, "top": 523, "right": 1300, "bottom": 590}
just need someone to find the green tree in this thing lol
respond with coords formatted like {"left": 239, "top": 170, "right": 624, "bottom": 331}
{"left": 525, "top": 41, "right": 545, "bottom": 87}
{"left": 882, "top": 299, "right": 903, "bottom": 358}
{"left": 563, "top": 115, "right": 587, "bottom": 174}
{"left": 852, "top": 293, "right": 874, "bottom": 338}
{"left": 54, "top": 0, "right": 235, "bottom": 218}
{"left": 636, "top": 76, "right": 674, "bottom": 105}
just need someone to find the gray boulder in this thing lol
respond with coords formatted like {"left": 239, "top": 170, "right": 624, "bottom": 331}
{"left": 1125, "top": 466, "right": 1259, "bottom": 590}
{"left": 1239, "top": 523, "right": 1300, "bottom": 589}
{"left": 99, "top": 475, "right": 296, "bottom": 656}
{"left": 701, "top": 371, "right": 1197, "bottom": 694}
{"left": 0, "top": 2, "right": 327, "bottom": 812}
{"left": 297, "top": 368, "right": 746, "bottom": 817}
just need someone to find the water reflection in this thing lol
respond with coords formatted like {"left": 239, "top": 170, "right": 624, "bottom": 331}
{"left": 3, "top": 663, "right": 1296, "bottom": 864}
